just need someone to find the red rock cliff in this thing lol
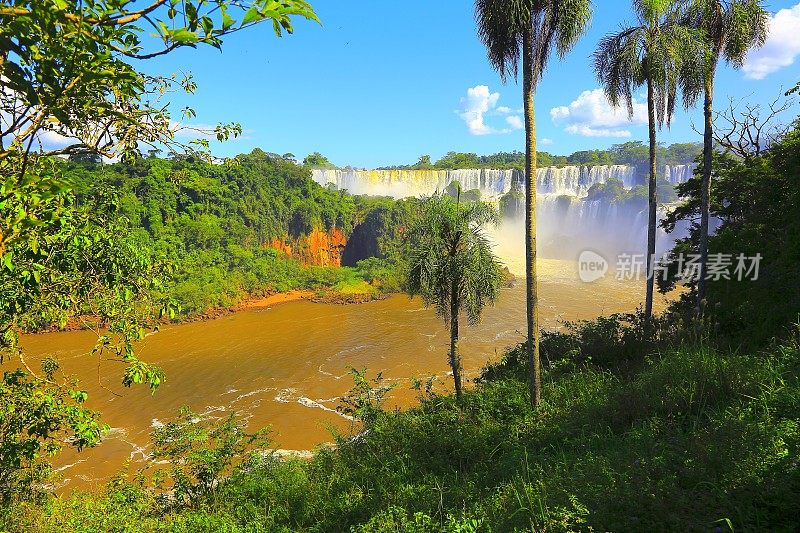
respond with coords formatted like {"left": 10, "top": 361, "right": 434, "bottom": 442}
{"left": 268, "top": 227, "right": 347, "bottom": 267}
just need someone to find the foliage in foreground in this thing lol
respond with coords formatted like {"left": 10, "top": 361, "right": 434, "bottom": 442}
{"left": 7, "top": 326, "right": 799, "bottom": 531}
{"left": 0, "top": 188, "right": 170, "bottom": 502}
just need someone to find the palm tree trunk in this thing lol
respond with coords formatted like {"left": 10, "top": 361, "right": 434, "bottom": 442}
{"left": 697, "top": 74, "right": 714, "bottom": 316}
{"left": 449, "top": 280, "right": 463, "bottom": 399}
{"left": 645, "top": 75, "right": 657, "bottom": 321}
{"left": 522, "top": 26, "right": 540, "bottom": 408}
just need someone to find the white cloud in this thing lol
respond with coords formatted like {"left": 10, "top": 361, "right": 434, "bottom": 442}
{"left": 743, "top": 3, "right": 800, "bottom": 80}
{"left": 541, "top": 137, "right": 554, "bottom": 145}
{"left": 550, "top": 89, "right": 647, "bottom": 138}
{"left": 505, "top": 115, "right": 523, "bottom": 130}
{"left": 565, "top": 125, "right": 633, "bottom": 138}
{"left": 459, "top": 85, "right": 500, "bottom": 135}
{"left": 458, "top": 85, "right": 521, "bottom": 135}
{"left": 31, "top": 129, "right": 76, "bottom": 150}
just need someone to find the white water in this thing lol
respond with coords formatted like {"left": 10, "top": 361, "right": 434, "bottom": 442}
{"left": 311, "top": 164, "right": 694, "bottom": 199}
{"left": 314, "top": 164, "right": 695, "bottom": 258}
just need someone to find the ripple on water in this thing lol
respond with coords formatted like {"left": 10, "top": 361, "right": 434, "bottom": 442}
{"left": 318, "top": 364, "right": 349, "bottom": 380}
{"left": 335, "top": 344, "right": 372, "bottom": 357}
{"left": 232, "top": 386, "right": 276, "bottom": 402}
{"left": 297, "top": 397, "right": 353, "bottom": 421}
{"left": 274, "top": 388, "right": 297, "bottom": 403}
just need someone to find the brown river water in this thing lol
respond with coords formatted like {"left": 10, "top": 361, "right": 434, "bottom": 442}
{"left": 19, "top": 258, "right": 668, "bottom": 491}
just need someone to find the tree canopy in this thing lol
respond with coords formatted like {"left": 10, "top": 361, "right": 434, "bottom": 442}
{"left": 379, "top": 143, "right": 702, "bottom": 171}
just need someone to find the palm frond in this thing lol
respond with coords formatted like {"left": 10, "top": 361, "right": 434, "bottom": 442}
{"left": 551, "top": 0, "right": 594, "bottom": 59}
{"left": 475, "top": 0, "right": 527, "bottom": 82}
{"left": 594, "top": 27, "right": 645, "bottom": 115}
{"left": 723, "top": 0, "right": 768, "bottom": 67}
{"left": 596, "top": 0, "right": 707, "bottom": 128}
{"left": 531, "top": 0, "right": 593, "bottom": 87}
{"left": 476, "top": 0, "right": 592, "bottom": 87}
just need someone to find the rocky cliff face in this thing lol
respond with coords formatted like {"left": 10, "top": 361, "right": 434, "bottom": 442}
{"left": 341, "top": 209, "right": 385, "bottom": 267}
{"left": 269, "top": 226, "right": 347, "bottom": 267}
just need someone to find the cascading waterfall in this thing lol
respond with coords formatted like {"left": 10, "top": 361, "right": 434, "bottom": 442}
{"left": 536, "top": 165, "right": 637, "bottom": 195}
{"left": 312, "top": 168, "right": 520, "bottom": 198}
{"left": 312, "top": 165, "right": 646, "bottom": 199}
{"left": 535, "top": 194, "right": 689, "bottom": 260}
{"left": 312, "top": 164, "right": 693, "bottom": 262}
{"left": 664, "top": 164, "right": 696, "bottom": 185}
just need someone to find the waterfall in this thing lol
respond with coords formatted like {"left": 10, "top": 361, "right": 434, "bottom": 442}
{"left": 664, "top": 164, "right": 696, "bottom": 185}
{"left": 312, "top": 168, "right": 518, "bottom": 198}
{"left": 312, "top": 165, "right": 643, "bottom": 199}
{"left": 312, "top": 164, "right": 692, "bottom": 259}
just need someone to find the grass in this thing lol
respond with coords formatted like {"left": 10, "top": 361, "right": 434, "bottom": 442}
{"left": 5, "top": 335, "right": 800, "bottom": 532}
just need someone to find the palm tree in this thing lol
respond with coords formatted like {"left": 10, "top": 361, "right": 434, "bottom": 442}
{"left": 475, "top": 0, "right": 592, "bottom": 408}
{"left": 681, "top": 0, "right": 767, "bottom": 314}
{"left": 405, "top": 194, "right": 503, "bottom": 399}
{"left": 594, "top": 0, "right": 703, "bottom": 320}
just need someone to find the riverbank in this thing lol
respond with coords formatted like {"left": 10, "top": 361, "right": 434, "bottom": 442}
{"left": 237, "top": 290, "right": 315, "bottom": 310}
{"left": 175, "top": 284, "right": 388, "bottom": 323}
{"left": 26, "top": 282, "right": 389, "bottom": 335}
{"left": 10, "top": 333, "right": 799, "bottom": 531}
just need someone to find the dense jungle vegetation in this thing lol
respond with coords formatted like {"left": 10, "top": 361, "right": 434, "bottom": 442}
{"left": 59, "top": 150, "right": 414, "bottom": 316}
{"left": 378, "top": 141, "right": 702, "bottom": 171}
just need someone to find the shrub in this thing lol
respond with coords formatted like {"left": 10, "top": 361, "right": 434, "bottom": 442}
{"left": 148, "top": 407, "right": 270, "bottom": 510}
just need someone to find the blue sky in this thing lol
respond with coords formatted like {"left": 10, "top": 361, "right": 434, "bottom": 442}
{"left": 141, "top": 0, "right": 800, "bottom": 168}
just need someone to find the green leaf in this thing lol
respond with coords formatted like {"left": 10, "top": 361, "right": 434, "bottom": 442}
{"left": 242, "top": 7, "right": 262, "bottom": 26}
{"left": 201, "top": 15, "right": 214, "bottom": 36}
{"left": 222, "top": 10, "right": 236, "bottom": 31}
{"left": 170, "top": 29, "right": 199, "bottom": 44}
{"left": 3, "top": 252, "right": 13, "bottom": 272}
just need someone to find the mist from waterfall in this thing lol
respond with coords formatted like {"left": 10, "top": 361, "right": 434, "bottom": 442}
{"left": 312, "top": 165, "right": 695, "bottom": 273}
{"left": 495, "top": 198, "right": 691, "bottom": 275}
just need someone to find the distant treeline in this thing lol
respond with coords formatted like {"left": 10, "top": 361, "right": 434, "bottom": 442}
{"left": 296, "top": 143, "right": 702, "bottom": 172}
{"left": 371, "top": 141, "right": 702, "bottom": 171}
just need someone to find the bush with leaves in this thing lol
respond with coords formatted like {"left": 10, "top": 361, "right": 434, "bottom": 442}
{"left": 0, "top": 188, "right": 171, "bottom": 499}
{"left": 0, "top": 363, "right": 104, "bottom": 502}
{"left": 660, "top": 120, "right": 800, "bottom": 346}
{"left": 149, "top": 407, "right": 270, "bottom": 509}
{"left": 336, "top": 368, "right": 396, "bottom": 430}
{"left": 479, "top": 309, "right": 693, "bottom": 383}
